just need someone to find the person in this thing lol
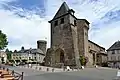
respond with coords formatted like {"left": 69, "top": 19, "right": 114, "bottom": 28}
{"left": 66, "top": 66, "right": 70, "bottom": 71}
{"left": 81, "top": 66, "right": 84, "bottom": 69}
{"left": 29, "top": 64, "right": 31, "bottom": 68}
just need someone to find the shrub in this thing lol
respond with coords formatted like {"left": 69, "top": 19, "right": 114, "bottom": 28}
{"left": 79, "top": 55, "right": 85, "bottom": 66}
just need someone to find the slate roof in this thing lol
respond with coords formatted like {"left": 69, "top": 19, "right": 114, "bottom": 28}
{"left": 107, "top": 41, "right": 120, "bottom": 51}
{"left": 18, "top": 48, "right": 44, "bottom": 55}
{"left": 53, "top": 2, "right": 70, "bottom": 20}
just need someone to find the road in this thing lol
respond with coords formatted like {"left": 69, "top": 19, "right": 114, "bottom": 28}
{"left": 2, "top": 65, "right": 118, "bottom": 80}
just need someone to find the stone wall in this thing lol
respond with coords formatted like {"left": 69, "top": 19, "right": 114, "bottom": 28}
{"left": 37, "top": 40, "right": 47, "bottom": 54}
{"left": 88, "top": 40, "right": 106, "bottom": 66}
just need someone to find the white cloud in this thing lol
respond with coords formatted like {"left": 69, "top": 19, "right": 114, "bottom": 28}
{"left": 0, "top": 9, "right": 50, "bottom": 51}
{"left": 0, "top": 0, "right": 120, "bottom": 51}
{"left": 89, "top": 21, "right": 120, "bottom": 49}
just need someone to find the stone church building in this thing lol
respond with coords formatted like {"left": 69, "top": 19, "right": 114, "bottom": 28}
{"left": 44, "top": 2, "right": 107, "bottom": 68}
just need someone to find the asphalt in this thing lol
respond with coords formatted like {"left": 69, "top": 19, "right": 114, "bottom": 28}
{"left": 1, "top": 65, "right": 119, "bottom": 80}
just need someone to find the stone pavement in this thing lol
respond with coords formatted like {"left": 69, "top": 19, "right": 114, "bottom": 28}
{"left": 16, "top": 66, "right": 119, "bottom": 80}
{"left": 2, "top": 64, "right": 119, "bottom": 80}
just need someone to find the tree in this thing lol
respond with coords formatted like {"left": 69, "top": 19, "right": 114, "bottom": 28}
{"left": 5, "top": 48, "right": 9, "bottom": 52}
{"left": 5, "top": 48, "right": 12, "bottom": 60}
{"left": 0, "top": 30, "right": 8, "bottom": 50}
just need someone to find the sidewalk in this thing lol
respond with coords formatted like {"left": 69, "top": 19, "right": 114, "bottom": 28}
{"left": 18, "top": 65, "right": 78, "bottom": 73}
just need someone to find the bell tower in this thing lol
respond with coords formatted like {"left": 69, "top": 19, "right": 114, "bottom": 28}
{"left": 49, "top": 2, "right": 81, "bottom": 68}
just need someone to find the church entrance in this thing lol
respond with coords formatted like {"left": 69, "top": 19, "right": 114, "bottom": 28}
{"left": 60, "top": 51, "right": 64, "bottom": 63}
{"left": 55, "top": 48, "right": 65, "bottom": 67}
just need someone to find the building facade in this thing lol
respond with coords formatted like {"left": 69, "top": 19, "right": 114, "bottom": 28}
{"left": 0, "top": 51, "right": 7, "bottom": 63}
{"left": 44, "top": 2, "right": 106, "bottom": 68}
{"left": 11, "top": 49, "right": 45, "bottom": 64}
{"left": 88, "top": 40, "right": 107, "bottom": 66}
{"left": 107, "top": 41, "right": 120, "bottom": 68}
{"left": 11, "top": 40, "right": 47, "bottom": 64}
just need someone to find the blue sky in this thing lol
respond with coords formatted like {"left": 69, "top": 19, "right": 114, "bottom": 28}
{"left": 0, "top": 0, "right": 120, "bottom": 51}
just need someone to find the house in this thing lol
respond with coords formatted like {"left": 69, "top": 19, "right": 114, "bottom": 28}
{"left": 11, "top": 40, "right": 47, "bottom": 64}
{"left": 0, "top": 51, "right": 7, "bottom": 63}
{"left": 11, "top": 48, "right": 45, "bottom": 64}
{"left": 107, "top": 41, "right": 120, "bottom": 68}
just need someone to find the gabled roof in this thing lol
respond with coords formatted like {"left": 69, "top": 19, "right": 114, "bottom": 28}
{"left": 52, "top": 2, "right": 70, "bottom": 20}
{"left": 18, "top": 48, "right": 44, "bottom": 55}
{"left": 107, "top": 41, "right": 120, "bottom": 51}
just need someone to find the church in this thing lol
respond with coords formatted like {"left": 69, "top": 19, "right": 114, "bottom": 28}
{"left": 44, "top": 2, "right": 107, "bottom": 68}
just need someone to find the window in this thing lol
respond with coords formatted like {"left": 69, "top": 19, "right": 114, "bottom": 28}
{"left": 54, "top": 20, "right": 58, "bottom": 26}
{"left": 116, "top": 50, "right": 120, "bottom": 54}
{"left": 74, "top": 20, "right": 77, "bottom": 26}
{"left": 34, "top": 57, "right": 37, "bottom": 60}
{"left": 112, "top": 50, "right": 115, "bottom": 54}
{"left": 29, "top": 57, "right": 31, "bottom": 60}
{"left": 118, "top": 50, "right": 120, "bottom": 54}
{"left": 114, "top": 56, "right": 116, "bottom": 61}
{"left": 115, "top": 50, "right": 118, "bottom": 54}
{"left": 60, "top": 18, "right": 64, "bottom": 24}
{"left": 111, "top": 56, "right": 116, "bottom": 61}
{"left": 118, "top": 56, "right": 120, "bottom": 60}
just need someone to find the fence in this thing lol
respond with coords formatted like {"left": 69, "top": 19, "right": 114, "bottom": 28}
{"left": 0, "top": 65, "right": 24, "bottom": 80}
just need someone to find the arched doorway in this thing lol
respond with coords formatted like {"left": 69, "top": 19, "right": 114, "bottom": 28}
{"left": 55, "top": 48, "right": 65, "bottom": 64}
{"left": 60, "top": 51, "right": 64, "bottom": 63}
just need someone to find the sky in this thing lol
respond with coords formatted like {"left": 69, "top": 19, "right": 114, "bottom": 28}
{"left": 0, "top": 0, "right": 120, "bottom": 51}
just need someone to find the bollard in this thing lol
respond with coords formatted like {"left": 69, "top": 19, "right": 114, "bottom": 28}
{"left": 52, "top": 68, "right": 54, "bottom": 72}
{"left": 3, "top": 67, "right": 5, "bottom": 70}
{"left": 21, "top": 72, "right": 24, "bottom": 80}
{"left": 81, "top": 66, "right": 84, "bottom": 70}
{"left": 36, "top": 66, "right": 37, "bottom": 69}
{"left": 72, "top": 68, "right": 74, "bottom": 71}
{"left": 7, "top": 68, "right": 9, "bottom": 71}
{"left": 63, "top": 67, "right": 65, "bottom": 71}
{"left": 39, "top": 67, "right": 41, "bottom": 70}
{"left": 12, "top": 70, "right": 14, "bottom": 75}
{"left": 47, "top": 68, "right": 49, "bottom": 71}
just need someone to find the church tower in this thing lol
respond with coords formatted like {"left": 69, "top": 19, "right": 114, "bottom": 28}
{"left": 49, "top": 2, "right": 81, "bottom": 68}
{"left": 46, "top": 1, "right": 90, "bottom": 68}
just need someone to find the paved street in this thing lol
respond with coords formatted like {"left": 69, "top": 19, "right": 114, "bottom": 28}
{"left": 2, "top": 65, "right": 119, "bottom": 80}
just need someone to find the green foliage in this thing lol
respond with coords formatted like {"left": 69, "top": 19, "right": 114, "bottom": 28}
{"left": 79, "top": 55, "right": 86, "bottom": 66}
{"left": 0, "top": 30, "right": 8, "bottom": 50}
{"left": 5, "top": 48, "right": 9, "bottom": 52}
{"left": 5, "top": 48, "right": 12, "bottom": 60}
